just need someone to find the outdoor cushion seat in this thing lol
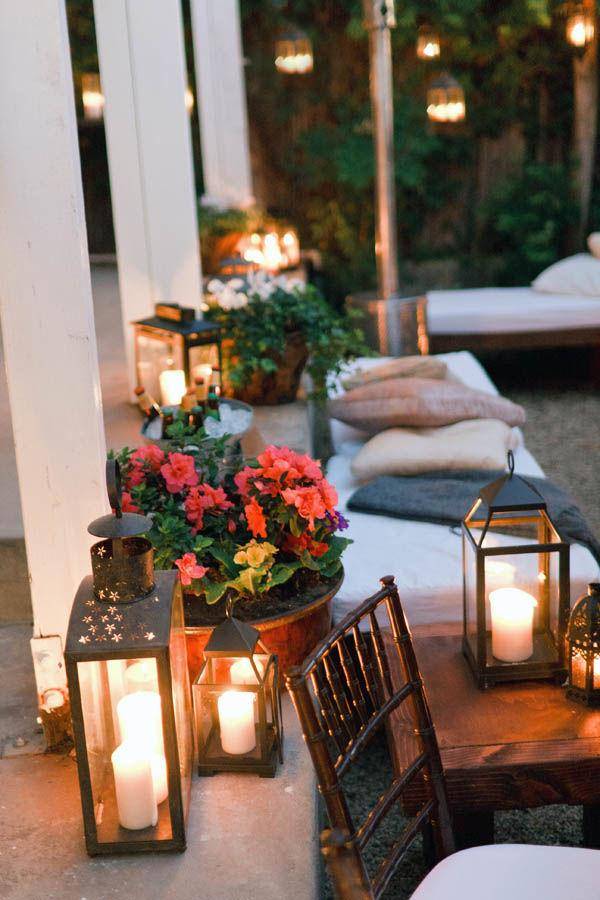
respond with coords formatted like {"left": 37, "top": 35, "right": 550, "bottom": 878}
{"left": 411, "top": 843, "right": 600, "bottom": 899}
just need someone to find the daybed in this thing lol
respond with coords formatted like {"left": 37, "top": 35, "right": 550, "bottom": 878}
{"left": 327, "top": 351, "right": 600, "bottom": 628}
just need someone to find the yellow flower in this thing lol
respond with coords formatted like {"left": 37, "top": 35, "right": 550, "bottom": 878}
{"left": 234, "top": 550, "right": 248, "bottom": 566}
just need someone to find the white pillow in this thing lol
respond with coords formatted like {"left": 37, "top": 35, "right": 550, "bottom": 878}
{"left": 350, "top": 419, "right": 520, "bottom": 481}
{"left": 532, "top": 253, "right": 600, "bottom": 296}
{"left": 588, "top": 233, "right": 600, "bottom": 259}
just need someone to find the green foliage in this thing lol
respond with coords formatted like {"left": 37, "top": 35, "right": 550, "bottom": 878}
{"left": 480, "top": 162, "right": 579, "bottom": 284}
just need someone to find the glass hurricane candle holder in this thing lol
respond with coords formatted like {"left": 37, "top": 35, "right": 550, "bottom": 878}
{"left": 416, "top": 24, "right": 441, "bottom": 59}
{"left": 275, "top": 28, "right": 314, "bottom": 74}
{"left": 567, "top": 584, "right": 600, "bottom": 706}
{"left": 193, "top": 613, "right": 283, "bottom": 777}
{"left": 65, "top": 461, "right": 194, "bottom": 855}
{"left": 426, "top": 72, "right": 466, "bottom": 123}
{"left": 462, "top": 451, "right": 570, "bottom": 689}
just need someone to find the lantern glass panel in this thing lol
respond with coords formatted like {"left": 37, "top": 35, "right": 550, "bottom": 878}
{"left": 188, "top": 343, "right": 220, "bottom": 382}
{"left": 169, "top": 595, "right": 193, "bottom": 811}
{"left": 136, "top": 333, "right": 183, "bottom": 403}
{"left": 76, "top": 656, "right": 174, "bottom": 844}
{"left": 463, "top": 529, "right": 478, "bottom": 646}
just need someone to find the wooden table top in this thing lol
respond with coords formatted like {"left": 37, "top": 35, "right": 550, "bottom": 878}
{"left": 389, "top": 632, "right": 600, "bottom": 812}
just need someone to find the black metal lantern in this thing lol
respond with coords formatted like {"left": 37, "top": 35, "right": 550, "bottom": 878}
{"left": 65, "top": 461, "right": 194, "bottom": 855}
{"left": 566, "top": 1, "right": 595, "bottom": 50}
{"left": 566, "top": 583, "right": 600, "bottom": 705}
{"left": 426, "top": 72, "right": 466, "bottom": 123}
{"left": 274, "top": 27, "right": 314, "bottom": 74}
{"left": 132, "top": 303, "right": 222, "bottom": 407}
{"left": 193, "top": 611, "right": 283, "bottom": 777}
{"left": 462, "top": 451, "right": 570, "bottom": 689}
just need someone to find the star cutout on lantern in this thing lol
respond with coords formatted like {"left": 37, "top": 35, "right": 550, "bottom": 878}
{"left": 101, "top": 615, "right": 109, "bottom": 623}
{"left": 98, "top": 635, "right": 107, "bottom": 642}
{"left": 79, "top": 635, "right": 90, "bottom": 644}
{"left": 95, "top": 545, "right": 106, "bottom": 558}
{"left": 109, "top": 591, "right": 119, "bottom": 602}
{"left": 105, "top": 624, "right": 115, "bottom": 634}
{"left": 98, "top": 590, "right": 106, "bottom": 600}
{"left": 86, "top": 600, "right": 95, "bottom": 607}
{"left": 83, "top": 616, "right": 93, "bottom": 624}
{"left": 114, "top": 614, "right": 123, "bottom": 622}
{"left": 145, "top": 632, "right": 156, "bottom": 641}
{"left": 108, "top": 606, "right": 117, "bottom": 614}
{"left": 111, "top": 633, "right": 122, "bottom": 643}
{"left": 154, "top": 596, "right": 160, "bottom": 603}
{"left": 88, "top": 625, "right": 97, "bottom": 635}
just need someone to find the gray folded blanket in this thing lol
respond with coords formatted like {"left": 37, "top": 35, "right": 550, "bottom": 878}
{"left": 347, "top": 469, "right": 600, "bottom": 566}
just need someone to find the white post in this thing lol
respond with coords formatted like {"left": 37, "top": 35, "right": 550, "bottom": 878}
{"left": 94, "top": 0, "right": 204, "bottom": 395}
{"left": 0, "top": 2, "right": 108, "bottom": 645}
{"left": 191, "top": 0, "right": 254, "bottom": 208}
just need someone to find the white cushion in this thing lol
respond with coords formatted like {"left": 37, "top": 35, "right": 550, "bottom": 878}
{"left": 532, "top": 253, "right": 600, "bottom": 296}
{"left": 411, "top": 844, "right": 600, "bottom": 899}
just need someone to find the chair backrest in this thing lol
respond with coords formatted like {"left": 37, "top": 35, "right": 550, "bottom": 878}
{"left": 321, "top": 829, "right": 373, "bottom": 900}
{"left": 286, "top": 576, "right": 454, "bottom": 900}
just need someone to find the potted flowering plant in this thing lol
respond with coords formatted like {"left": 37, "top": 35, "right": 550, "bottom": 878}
{"left": 112, "top": 441, "right": 350, "bottom": 676}
{"left": 205, "top": 272, "right": 367, "bottom": 405}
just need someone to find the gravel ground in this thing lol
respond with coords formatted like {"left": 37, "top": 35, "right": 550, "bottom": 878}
{"left": 321, "top": 347, "right": 600, "bottom": 898}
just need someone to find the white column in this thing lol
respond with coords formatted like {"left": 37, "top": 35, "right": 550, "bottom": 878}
{"left": 94, "top": 0, "right": 203, "bottom": 395}
{"left": 0, "top": 1, "right": 108, "bottom": 641}
{"left": 191, "top": 0, "right": 254, "bottom": 208}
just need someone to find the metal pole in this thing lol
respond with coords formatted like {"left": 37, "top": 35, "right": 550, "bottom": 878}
{"left": 363, "top": 0, "right": 399, "bottom": 299}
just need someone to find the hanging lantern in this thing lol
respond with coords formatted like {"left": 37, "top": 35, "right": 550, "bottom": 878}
{"left": 193, "top": 611, "right": 283, "bottom": 776}
{"left": 426, "top": 72, "right": 466, "bottom": 123}
{"left": 462, "top": 451, "right": 570, "bottom": 689}
{"left": 566, "top": 584, "right": 600, "bottom": 705}
{"left": 132, "top": 304, "right": 222, "bottom": 407}
{"left": 566, "top": 2, "right": 595, "bottom": 50}
{"left": 64, "top": 460, "right": 194, "bottom": 855}
{"left": 275, "top": 28, "right": 314, "bottom": 74}
{"left": 81, "top": 73, "right": 105, "bottom": 121}
{"left": 416, "top": 24, "right": 441, "bottom": 60}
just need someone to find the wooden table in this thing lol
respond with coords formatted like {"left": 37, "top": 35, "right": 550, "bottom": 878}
{"left": 388, "top": 631, "right": 600, "bottom": 850}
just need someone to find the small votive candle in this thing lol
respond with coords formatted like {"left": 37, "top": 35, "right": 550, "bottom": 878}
{"left": 218, "top": 690, "right": 256, "bottom": 755}
{"left": 159, "top": 369, "right": 186, "bottom": 406}
{"left": 111, "top": 742, "right": 158, "bottom": 830}
{"left": 490, "top": 587, "right": 537, "bottom": 663}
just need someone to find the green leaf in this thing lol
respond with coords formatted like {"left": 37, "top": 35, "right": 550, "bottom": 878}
{"left": 268, "top": 561, "right": 301, "bottom": 588}
{"left": 208, "top": 544, "right": 239, "bottom": 576}
{"left": 204, "top": 580, "right": 230, "bottom": 605}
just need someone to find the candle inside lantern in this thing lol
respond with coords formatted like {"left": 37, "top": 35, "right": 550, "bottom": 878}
{"left": 159, "top": 369, "right": 186, "bottom": 406}
{"left": 218, "top": 690, "right": 256, "bottom": 755}
{"left": 193, "top": 363, "right": 213, "bottom": 391}
{"left": 486, "top": 560, "right": 516, "bottom": 592}
{"left": 230, "top": 657, "right": 264, "bottom": 685}
{"left": 490, "top": 588, "right": 537, "bottom": 663}
{"left": 117, "top": 690, "right": 168, "bottom": 804}
{"left": 125, "top": 659, "right": 159, "bottom": 694}
{"left": 573, "top": 654, "right": 600, "bottom": 688}
{"left": 111, "top": 742, "right": 158, "bottom": 830}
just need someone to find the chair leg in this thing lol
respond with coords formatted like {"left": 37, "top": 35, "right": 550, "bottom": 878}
{"left": 452, "top": 810, "right": 494, "bottom": 850}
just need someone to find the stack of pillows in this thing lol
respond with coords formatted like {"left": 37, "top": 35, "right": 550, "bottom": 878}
{"left": 328, "top": 356, "right": 526, "bottom": 481}
{"left": 530, "top": 234, "right": 600, "bottom": 296}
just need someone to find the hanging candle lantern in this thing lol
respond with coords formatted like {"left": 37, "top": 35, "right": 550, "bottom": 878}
{"left": 193, "top": 609, "right": 283, "bottom": 776}
{"left": 81, "top": 73, "right": 105, "bottom": 121}
{"left": 275, "top": 27, "right": 314, "bottom": 74}
{"left": 566, "top": 2, "right": 595, "bottom": 50}
{"left": 426, "top": 72, "right": 466, "bottom": 123}
{"left": 65, "top": 460, "right": 194, "bottom": 855}
{"left": 566, "top": 584, "right": 600, "bottom": 706}
{"left": 416, "top": 24, "right": 441, "bottom": 60}
{"left": 462, "top": 451, "right": 570, "bottom": 689}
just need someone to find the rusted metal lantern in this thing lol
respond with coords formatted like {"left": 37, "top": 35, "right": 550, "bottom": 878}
{"left": 462, "top": 451, "right": 570, "bottom": 689}
{"left": 566, "top": 583, "right": 600, "bottom": 706}
{"left": 193, "top": 610, "right": 283, "bottom": 777}
{"left": 132, "top": 303, "right": 222, "bottom": 407}
{"left": 65, "top": 460, "right": 194, "bottom": 855}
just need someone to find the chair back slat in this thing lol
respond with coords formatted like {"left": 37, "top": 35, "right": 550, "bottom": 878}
{"left": 286, "top": 576, "right": 454, "bottom": 900}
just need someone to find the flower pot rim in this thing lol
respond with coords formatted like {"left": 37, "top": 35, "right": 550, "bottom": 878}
{"left": 184, "top": 569, "right": 344, "bottom": 635}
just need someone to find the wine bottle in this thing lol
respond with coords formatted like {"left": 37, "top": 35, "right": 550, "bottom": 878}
{"left": 190, "top": 405, "right": 205, "bottom": 431}
{"left": 181, "top": 388, "right": 196, "bottom": 413}
{"left": 194, "top": 376, "right": 207, "bottom": 405}
{"left": 206, "top": 384, "right": 220, "bottom": 420}
{"left": 134, "top": 387, "right": 162, "bottom": 421}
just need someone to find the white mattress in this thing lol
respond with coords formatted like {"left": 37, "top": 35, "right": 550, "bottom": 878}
{"left": 328, "top": 352, "right": 599, "bottom": 627}
{"left": 427, "top": 286, "right": 600, "bottom": 335}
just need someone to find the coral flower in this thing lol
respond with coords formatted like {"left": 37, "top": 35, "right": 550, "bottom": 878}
{"left": 319, "top": 479, "right": 338, "bottom": 513}
{"left": 283, "top": 532, "right": 329, "bottom": 557}
{"left": 131, "top": 444, "right": 165, "bottom": 473}
{"left": 174, "top": 553, "right": 208, "bottom": 587}
{"left": 234, "top": 466, "right": 256, "bottom": 497}
{"left": 185, "top": 483, "right": 233, "bottom": 531}
{"left": 281, "top": 485, "right": 327, "bottom": 531}
{"left": 120, "top": 491, "right": 140, "bottom": 513}
{"left": 245, "top": 496, "right": 267, "bottom": 538}
{"left": 160, "top": 452, "right": 199, "bottom": 494}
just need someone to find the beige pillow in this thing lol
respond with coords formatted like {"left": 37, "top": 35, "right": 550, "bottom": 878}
{"left": 351, "top": 419, "right": 519, "bottom": 480}
{"left": 532, "top": 253, "right": 600, "bottom": 296}
{"left": 342, "top": 355, "right": 447, "bottom": 391}
{"left": 329, "top": 377, "right": 525, "bottom": 432}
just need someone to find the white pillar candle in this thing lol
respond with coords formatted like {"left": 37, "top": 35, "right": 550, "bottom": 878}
{"left": 159, "top": 368, "right": 186, "bottom": 406}
{"left": 230, "top": 657, "right": 264, "bottom": 685}
{"left": 193, "top": 363, "right": 213, "bottom": 386}
{"left": 125, "top": 659, "right": 159, "bottom": 694}
{"left": 486, "top": 560, "right": 516, "bottom": 592}
{"left": 150, "top": 752, "right": 169, "bottom": 804}
{"left": 218, "top": 690, "right": 256, "bottom": 755}
{"left": 490, "top": 588, "right": 537, "bottom": 663}
{"left": 117, "top": 691, "right": 164, "bottom": 754}
{"left": 111, "top": 742, "right": 158, "bottom": 830}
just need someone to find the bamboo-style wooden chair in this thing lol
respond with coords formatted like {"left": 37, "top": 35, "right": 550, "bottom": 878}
{"left": 285, "top": 575, "right": 455, "bottom": 899}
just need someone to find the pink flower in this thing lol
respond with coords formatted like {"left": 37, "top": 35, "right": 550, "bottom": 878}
{"left": 185, "top": 483, "right": 234, "bottom": 531}
{"left": 281, "top": 485, "right": 327, "bottom": 531}
{"left": 175, "top": 552, "right": 208, "bottom": 587}
{"left": 160, "top": 452, "right": 199, "bottom": 494}
{"left": 319, "top": 479, "right": 338, "bottom": 513}
{"left": 121, "top": 492, "right": 140, "bottom": 513}
{"left": 234, "top": 466, "right": 255, "bottom": 497}
{"left": 131, "top": 444, "right": 165, "bottom": 473}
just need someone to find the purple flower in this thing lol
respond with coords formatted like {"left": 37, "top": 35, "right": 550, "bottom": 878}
{"left": 325, "top": 510, "right": 349, "bottom": 533}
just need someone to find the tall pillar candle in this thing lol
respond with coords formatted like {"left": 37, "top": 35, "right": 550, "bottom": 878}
{"left": 218, "top": 690, "right": 256, "bottom": 755}
{"left": 490, "top": 588, "right": 537, "bottom": 663}
{"left": 111, "top": 742, "right": 158, "bottom": 830}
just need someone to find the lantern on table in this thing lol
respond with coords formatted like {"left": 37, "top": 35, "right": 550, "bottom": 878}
{"left": 566, "top": 583, "right": 600, "bottom": 706}
{"left": 132, "top": 303, "right": 222, "bottom": 407}
{"left": 193, "top": 610, "right": 283, "bottom": 776}
{"left": 65, "top": 460, "right": 194, "bottom": 855}
{"left": 566, "top": 2, "right": 595, "bottom": 50}
{"left": 274, "top": 27, "right": 314, "bottom": 74}
{"left": 416, "top": 24, "right": 441, "bottom": 60}
{"left": 81, "top": 73, "right": 104, "bottom": 120}
{"left": 462, "top": 451, "right": 570, "bottom": 689}
{"left": 426, "top": 72, "right": 466, "bottom": 123}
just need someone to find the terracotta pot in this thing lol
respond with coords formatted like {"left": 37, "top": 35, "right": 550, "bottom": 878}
{"left": 221, "top": 331, "right": 309, "bottom": 406}
{"left": 185, "top": 573, "right": 343, "bottom": 683}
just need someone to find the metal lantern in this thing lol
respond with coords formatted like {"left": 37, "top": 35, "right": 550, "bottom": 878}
{"left": 566, "top": 583, "right": 600, "bottom": 705}
{"left": 65, "top": 461, "right": 194, "bottom": 855}
{"left": 462, "top": 451, "right": 570, "bottom": 689}
{"left": 132, "top": 303, "right": 222, "bottom": 407}
{"left": 193, "top": 611, "right": 283, "bottom": 777}
{"left": 566, "top": 2, "right": 595, "bottom": 50}
{"left": 274, "top": 27, "right": 314, "bottom": 74}
{"left": 416, "top": 24, "right": 441, "bottom": 60}
{"left": 81, "top": 73, "right": 104, "bottom": 120}
{"left": 426, "top": 72, "right": 466, "bottom": 123}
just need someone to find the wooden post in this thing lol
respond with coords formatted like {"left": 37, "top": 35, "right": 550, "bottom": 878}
{"left": 573, "top": 2, "right": 598, "bottom": 242}
{"left": 190, "top": 0, "right": 254, "bottom": 209}
{"left": 0, "top": 1, "right": 108, "bottom": 646}
{"left": 94, "top": 0, "right": 203, "bottom": 395}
